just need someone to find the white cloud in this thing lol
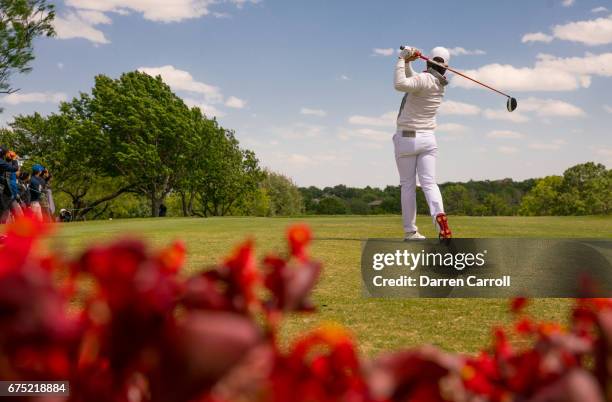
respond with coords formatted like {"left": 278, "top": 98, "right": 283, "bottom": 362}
{"left": 348, "top": 111, "right": 396, "bottom": 128}
{"left": 264, "top": 150, "right": 352, "bottom": 171}
{"left": 604, "top": 105, "right": 612, "bottom": 113}
{"left": 481, "top": 98, "right": 583, "bottom": 122}
{"left": 286, "top": 153, "right": 313, "bottom": 165}
{"left": 54, "top": 11, "right": 111, "bottom": 44}
{"left": 595, "top": 147, "right": 612, "bottom": 164}
{"left": 497, "top": 146, "right": 519, "bottom": 154}
{"left": 519, "top": 97, "right": 585, "bottom": 117}
{"left": 183, "top": 98, "right": 225, "bottom": 118}
{"left": 1, "top": 92, "right": 68, "bottom": 105}
{"left": 65, "top": 0, "right": 216, "bottom": 23}
{"left": 439, "top": 100, "right": 481, "bottom": 115}
{"left": 353, "top": 128, "right": 390, "bottom": 142}
{"left": 56, "top": 0, "right": 258, "bottom": 44}
{"left": 437, "top": 123, "right": 468, "bottom": 133}
{"left": 536, "top": 52, "right": 612, "bottom": 78}
{"left": 448, "top": 47, "right": 486, "bottom": 56}
{"left": 452, "top": 52, "right": 612, "bottom": 92}
{"left": 552, "top": 14, "right": 612, "bottom": 46}
{"left": 77, "top": 10, "right": 113, "bottom": 24}
{"left": 138, "top": 66, "right": 248, "bottom": 117}
{"left": 372, "top": 48, "right": 394, "bottom": 56}
{"left": 483, "top": 109, "right": 530, "bottom": 123}
{"left": 225, "top": 96, "right": 246, "bottom": 109}
{"left": 522, "top": 32, "right": 554, "bottom": 43}
{"left": 487, "top": 130, "right": 525, "bottom": 140}
{"left": 229, "top": 0, "right": 261, "bottom": 9}
{"left": 138, "top": 65, "right": 223, "bottom": 103}
{"left": 451, "top": 63, "right": 582, "bottom": 91}
{"left": 300, "top": 107, "right": 327, "bottom": 117}
{"left": 592, "top": 7, "right": 609, "bottom": 13}
{"left": 522, "top": 15, "right": 612, "bottom": 46}
{"left": 271, "top": 123, "right": 325, "bottom": 140}
{"left": 528, "top": 139, "right": 567, "bottom": 150}
{"left": 562, "top": 0, "right": 575, "bottom": 6}
{"left": 340, "top": 75, "right": 351, "bottom": 81}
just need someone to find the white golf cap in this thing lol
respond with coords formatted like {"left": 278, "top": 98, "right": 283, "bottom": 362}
{"left": 431, "top": 46, "right": 450, "bottom": 65}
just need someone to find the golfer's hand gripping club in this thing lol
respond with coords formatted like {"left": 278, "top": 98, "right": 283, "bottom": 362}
{"left": 399, "top": 46, "right": 518, "bottom": 112}
{"left": 399, "top": 46, "right": 421, "bottom": 61}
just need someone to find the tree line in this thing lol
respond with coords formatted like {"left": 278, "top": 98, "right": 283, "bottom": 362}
{"left": 300, "top": 162, "right": 611, "bottom": 216}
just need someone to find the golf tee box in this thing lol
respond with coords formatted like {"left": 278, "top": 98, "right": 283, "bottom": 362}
{"left": 360, "top": 238, "right": 612, "bottom": 298}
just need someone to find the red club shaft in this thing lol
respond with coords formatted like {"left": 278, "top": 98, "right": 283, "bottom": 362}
{"left": 419, "top": 54, "right": 512, "bottom": 99}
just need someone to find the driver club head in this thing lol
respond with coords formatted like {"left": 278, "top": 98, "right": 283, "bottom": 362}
{"left": 507, "top": 97, "right": 518, "bottom": 112}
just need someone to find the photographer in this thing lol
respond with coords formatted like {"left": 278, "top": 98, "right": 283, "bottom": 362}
{"left": 0, "top": 146, "right": 19, "bottom": 223}
{"left": 18, "top": 171, "right": 31, "bottom": 207}
{"left": 1, "top": 151, "right": 24, "bottom": 222}
{"left": 29, "top": 164, "right": 45, "bottom": 221}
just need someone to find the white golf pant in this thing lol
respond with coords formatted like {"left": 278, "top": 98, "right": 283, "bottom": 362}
{"left": 393, "top": 130, "right": 444, "bottom": 233}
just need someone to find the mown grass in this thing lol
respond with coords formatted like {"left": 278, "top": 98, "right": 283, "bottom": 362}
{"left": 50, "top": 215, "right": 612, "bottom": 355}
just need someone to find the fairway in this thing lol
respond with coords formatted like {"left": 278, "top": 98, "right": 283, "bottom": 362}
{"left": 52, "top": 215, "right": 611, "bottom": 355}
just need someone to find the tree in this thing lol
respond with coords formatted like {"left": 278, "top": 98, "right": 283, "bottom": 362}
{"left": 0, "top": 0, "right": 55, "bottom": 96}
{"left": 443, "top": 184, "right": 475, "bottom": 215}
{"left": 482, "top": 193, "right": 512, "bottom": 216}
{"left": 193, "top": 127, "right": 263, "bottom": 217}
{"left": 300, "top": 186, "right": 326, "bottom": 214}
{"left": 347, "top": 199, "right": 369, "bottom": 215}
{"left": 316, "top": 196, "right": 347, "bottom": 215}
{"left": 82, "top": 71, "right": 200, "bottom": 217}
{"left": 6, "top": 112, "right": 133, "bottom": 220}
{"left": 241, "top": 187, "right": 271, "bottom": 217}
{"left": 561, "top": 162, "right": 611, "bottom": 215}
{"left": 4, "top": 70, "right": 263, "bottom": 220}
{"left": 260, "top": 171, "right": 303, "bottom": 216}
{"left": 519, "top": 176, "right": 564, "bottom": 216}
{"left": 519, "top": 163, "right": 611, "bottom": 216}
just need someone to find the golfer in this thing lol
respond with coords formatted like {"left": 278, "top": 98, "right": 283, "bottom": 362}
{"left": 393, "top": 46, "right": 452, "bottom": 240}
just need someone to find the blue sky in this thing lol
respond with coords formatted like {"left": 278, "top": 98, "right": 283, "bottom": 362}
{"left": 2, "top": 0, "right": 612, "bottom": 187}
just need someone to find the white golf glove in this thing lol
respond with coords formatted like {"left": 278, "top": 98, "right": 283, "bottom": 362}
{"left": 399, "top": 46, "right": 420, "bottom": 60}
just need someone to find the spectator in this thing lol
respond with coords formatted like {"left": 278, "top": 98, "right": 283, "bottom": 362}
{"left": 18, "top": 171, "right": 31, "bottom": 207}
{"left": 29, "top": 164, "right": 45, "bottom": 221}
{"left": 1, "top": 151, "right": 23, "bottom": 222}
{"left": 0, "top": 146, "right": 19, "bottom": 223}
{"left": 59, "top": 208, "right": 72, "bottom": 223}
{"left": 41, "top": 168, "right": 55, "bottom": 219}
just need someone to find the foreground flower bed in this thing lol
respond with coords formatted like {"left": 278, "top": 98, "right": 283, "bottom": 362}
{"left": 0, "top": 217, "right": 610, "bottom": 401}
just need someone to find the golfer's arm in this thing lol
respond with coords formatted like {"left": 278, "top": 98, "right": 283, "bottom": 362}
{"left": 394, "top": 58, "right": 422, "bottom": 92}
{"left": 405, "top": 60, "right": 416, "bottom": 77}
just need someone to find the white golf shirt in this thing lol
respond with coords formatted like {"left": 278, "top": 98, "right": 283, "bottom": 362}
{"left": 394, "top": 58, "right": 446, "bottom": 132}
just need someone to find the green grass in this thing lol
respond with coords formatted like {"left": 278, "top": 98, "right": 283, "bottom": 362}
{"left": 51, "top": 215, "right": 612, "bottom": 355}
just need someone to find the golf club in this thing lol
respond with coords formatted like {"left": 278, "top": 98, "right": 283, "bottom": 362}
{"left": 400, "top": 46, "right": 518, "bottom": 112}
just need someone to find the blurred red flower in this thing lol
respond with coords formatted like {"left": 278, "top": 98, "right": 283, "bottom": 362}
{"left": 0, "top": 217, "right": 610, "bottom": 402}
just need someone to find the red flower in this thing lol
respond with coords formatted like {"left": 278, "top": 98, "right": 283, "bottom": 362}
{"left": 510, "top": 297, "right": 528, "bottom": 314}
{"left": 262, "top": 254, "right": 321, "bottom": 314}
{"left": 287, "top": 224, "right": 312, "bottom": 260}
{"left": 158, "top": 240, "right": 187, "bottom": 274}
{"left": 515, "top": 318, "right": 536, "bottom": 335}
{"left": 270, "top": 325, "right": 371, "bottom": 402}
